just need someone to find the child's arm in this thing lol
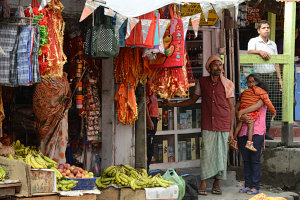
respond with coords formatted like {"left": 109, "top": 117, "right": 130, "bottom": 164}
{"left": 260, "top": 94, "right": 276, "bottom": 115}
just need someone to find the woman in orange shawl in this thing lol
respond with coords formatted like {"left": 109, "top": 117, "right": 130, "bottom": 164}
{"left": 33, "top": 73, "right": 71, "bottom": 164}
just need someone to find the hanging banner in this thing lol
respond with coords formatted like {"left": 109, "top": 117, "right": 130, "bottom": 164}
{"left": 190, "top": 13, "right": 200, "bottom": 38}
{"left": 180, "top": 3, "right": 219, "bottom": 26}
{"left": 115, "top": 14, "right": 127, "bottom": 33}
{"left": 181, "top": 16, "right": 191, "bottom": 40}
{"left": 211, "top": 4, "right": 223, "bottom": 19}
{"left": 199, "top": 3, "right": 212, "bottom": 22}
{"left": 125, "top": 17, "right": 139, "bottom": 39}
{"left": 158, "top": 19, "right": 170, "bottom": 53}
{"left": 79, "top": 0, "right": 99, "bottom": 22}
{"left": 141, "top": 19, "right": 152, "bottom": 44}
{"left": 104, "top": 8, "right": 115, "bottom": 17}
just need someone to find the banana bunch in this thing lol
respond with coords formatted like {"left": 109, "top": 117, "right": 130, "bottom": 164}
{"left": 23, "top": 154, "right": 57, "bottom": 169}
{"left": 96, "top": 165, "right": 174, "bottom": 190}
{"left": 7, "top": 139, "right": 58, "bottom": 170}
{"left": 0, "top": 166, "right": 5, "bottom": 182}
{"left": 57, "top": 179, "right": 78, "bottom": 191}
{"left": 50, "top": 167, "right": 63, "bottom": 180}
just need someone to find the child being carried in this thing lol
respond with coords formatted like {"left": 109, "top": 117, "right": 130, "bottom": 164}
{"left": 230, "top": 74, "right": 276, "bottom": 151}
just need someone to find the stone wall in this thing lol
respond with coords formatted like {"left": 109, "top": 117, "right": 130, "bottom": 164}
{"left": 261, "top": 147, "right": 300, "bottom": 191}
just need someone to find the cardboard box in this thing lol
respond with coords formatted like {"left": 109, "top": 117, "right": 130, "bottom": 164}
{"left": 96, "top": 186, "right": 177, "bottom": 200}
{"left": 97, "top": 187, "right": 120, "bottom": 200}
{"left": 60, "top": 194, "right": 96, "bottom": 200}
{"left": 30, "top": 169, "right": 56, "bottom": 194}
{"left": 120, "top": 188, "right": 145, "bottom": 200}
{"left": 0, "top": 156, "right": 56, "bottom": 197}
{"left": 12, "top": 195, "right": 59, "bottom": 200}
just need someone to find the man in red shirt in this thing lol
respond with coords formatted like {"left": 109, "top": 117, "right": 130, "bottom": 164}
{"left": 165, "top": 55, "right": 235, "bottom": 195}
{"left": 146, "top": 80, "right": 159, "bottom": 171}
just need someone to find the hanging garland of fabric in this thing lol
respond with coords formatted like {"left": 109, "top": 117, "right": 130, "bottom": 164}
{"left": 43, "top": 0, "right": 67, "bottom": 78}
{"left": 24, "top": 0, "right": 49, "bottom": 74}
{"left": 114, "top": 47, "right": 150, "bottom": 125}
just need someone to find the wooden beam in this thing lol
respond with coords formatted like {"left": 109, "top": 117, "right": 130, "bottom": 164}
{"left": 282, "top": 2, "right": 296, "bottom": 146}
{"left": 268, "top": 12, "right": 276, "bottom": 42}
{"left": 282, "top": 2, "right": 296, "bottom": 123}
{"left": 240, "top": 54, "right": 289, "bottom": 64}
{"left": 101, "top": 58, "right": 115, "bottom": 170}
{"left": 135, "top": 84, "right": 147, "bottom": 170}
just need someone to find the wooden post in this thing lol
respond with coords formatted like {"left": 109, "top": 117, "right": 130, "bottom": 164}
{"left": 282, "top": 2, "right": 296, "bottom": 146}
{"left": 135, "top": 84, "right": 147, "bottom": 170}
{"left": 101, "top": 58, "right": 115, "bottom": 170}
{"left": 268, "top": 12, "right": 276, "bottom": 42}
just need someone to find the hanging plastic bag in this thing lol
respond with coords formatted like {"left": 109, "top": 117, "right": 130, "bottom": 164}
{"left": 162, "top": 168, "right": 186, "bottom": 200}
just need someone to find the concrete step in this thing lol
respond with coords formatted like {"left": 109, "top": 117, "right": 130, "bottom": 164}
{"left": 174, "top": 168, "right": 299, "bottom": 200}
{"left": 196, "top": 185, "right": 298, "bottom": 200}
{"left": 269, "top": 126, "right": 300, "bottom": 137}
{"left": 175, "top": 168, "right": 238, "bottom": 188}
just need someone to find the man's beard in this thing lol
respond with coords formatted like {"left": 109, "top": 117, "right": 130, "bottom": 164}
{"left": 211, "top": 70, "right": 221, "bottom": 76}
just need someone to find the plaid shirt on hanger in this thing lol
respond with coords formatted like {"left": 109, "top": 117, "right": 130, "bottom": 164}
{"left": 0, "top": 25, "right": 19, "bottom": 86}
{"left": 17, "top": 25, "right": 31, "bottom": 85}
{"left": 31, "top": 24, "right": 41, "bottom": 84}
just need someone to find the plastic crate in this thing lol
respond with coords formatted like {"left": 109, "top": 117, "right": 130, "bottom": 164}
{"left": 65, "top": 177, "right": 97, "bottom": 190}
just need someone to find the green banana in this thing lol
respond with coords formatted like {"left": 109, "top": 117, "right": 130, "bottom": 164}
{"left": 50, "top": 167, "right": 63, "bottom": 180}
{"left": 42, "top": 155, "right": 57, "bottom": 165}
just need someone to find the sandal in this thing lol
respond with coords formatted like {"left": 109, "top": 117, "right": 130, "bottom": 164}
{"left": 229, "top": 139, "right": 239, "bottom": 151}
{"left": 247, "top": 189, "right": 260, "bottom": 195}
{"left": 245, "top": 140, "right": 257, "bottom": 152}
{"left": 212, "top": 186, "right": 222, "bottom": 195}
{"left": 198, "top": 188, "right": 207, "bottom": 195}
{"left": 239, "top": 188, "right": 250, "bottom": 193}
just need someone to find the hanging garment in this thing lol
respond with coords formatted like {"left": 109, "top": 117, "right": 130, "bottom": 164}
{"left": 44, "top": 0, "right": 67, "bottom": 77}
{"left": 149, "top": 6, "right": 185, "bottom": 68}
{"left": 31, "top": 25, "right": 41, "bottom": 83}
{"left": 33, "top": 73, "right": 71, "bottom": 164}
{"left": 0, "top": 0, "right": 10, "bottom": 18}
{"left": 0, "top": 25, "right": 19, "bottom": 86}
{"left": 114, "top": 83, "right": 138, "bottom": 125}
{"left": 149, "top": 51, "right": 191, "bottom": 99}
{"left": 16, "top": 25, "right": 32, "bottom": 85}
{"left": 114, "top": 47, "right": 150, "bottom": 89}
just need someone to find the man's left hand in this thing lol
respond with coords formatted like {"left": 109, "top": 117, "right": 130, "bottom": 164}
{"left": 147, "top": 120, "right": 154, "bottom": 130}
{"left": 228, "top": 130, "right": 234, "bottom": 143}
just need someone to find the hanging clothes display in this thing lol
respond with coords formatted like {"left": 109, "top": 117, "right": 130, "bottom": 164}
{"left": 0, "top": 23, "right": 41, "bottom": 86}
{"left": 149, "top": 50, "right": 191, "bottom": 99}
{"left": 33, "top": 73, "right": 71, "bottom": 164}
{"left": 44, "top": 0, "right": 67, "bottom": 77}
{"left": 114, "top": 47, "right": 150, "bottom": 125}
{"left": 114, "top": 83, "right": 138, "bottom": 125}
{"left": 24, "top": 0, "right": 49, "bottom": 75}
